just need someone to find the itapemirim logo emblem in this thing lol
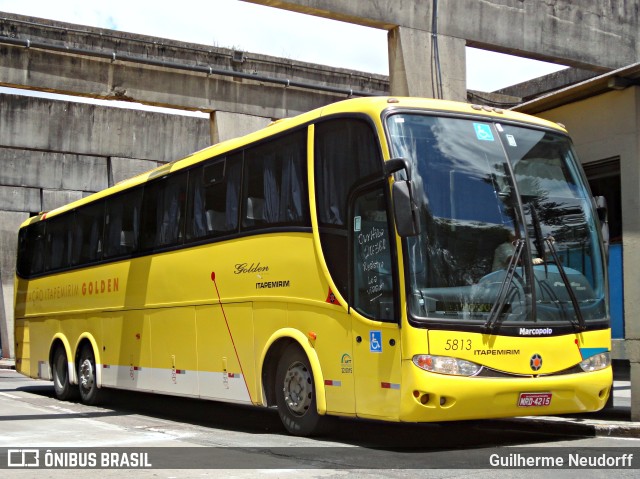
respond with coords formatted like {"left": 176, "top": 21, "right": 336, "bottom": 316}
{"left": 530, "top": 353, "right": 543, "bottom": 372}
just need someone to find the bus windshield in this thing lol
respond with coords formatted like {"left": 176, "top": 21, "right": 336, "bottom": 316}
{"left": 386, "top": 113, "right": 607, "bottom": 330}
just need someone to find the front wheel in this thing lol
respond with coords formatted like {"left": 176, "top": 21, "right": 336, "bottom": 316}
{"left": 52, "top": 346, "right": 77, "bottom": 401}
{"left": 78, "top": 345, "right": 101, "bottom": 405}
{"left": 275, "top": 344, "right": 326, "bottom": 436}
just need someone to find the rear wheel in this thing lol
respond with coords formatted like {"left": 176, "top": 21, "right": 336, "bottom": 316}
{"left": 52, "top": 346, "right": 77, "bottom": 401}
{"left": 78, "top": 344, "right": 101, "bottom": 405}
{"left": 275, "top": 344, "right": 325, "bottom": 436}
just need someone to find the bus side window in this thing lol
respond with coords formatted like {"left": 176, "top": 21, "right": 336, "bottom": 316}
{"left": 17, "top": 221, "right": 46, "bottom": 277}
{"left": 351, "top": 186, "right": 395, "bottom": 321}
{"left": 241, "top": 130, "right": 308, "bottom": 229}
{"left": 186, "top": 154, "right": 241, "bottom": 241}
{"left": 140, "top": 171, "right": 188, "bottom": 251}
{"left": 71, "top": 200, "right": 105, "bottom": 266}
{"left": 44, "top": 215, "right": 72, "bottom": 272}
{"left": 104, "top": 188, "right": 142, "bottom": 259}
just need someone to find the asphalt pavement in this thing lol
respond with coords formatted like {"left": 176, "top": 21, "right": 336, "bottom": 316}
{"left": 1, "top": 357, "right": 637, "bottom": 439}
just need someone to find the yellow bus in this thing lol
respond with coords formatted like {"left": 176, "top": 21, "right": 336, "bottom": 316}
{"left": 14, "top": 97, "right": 612, "bottom": 436}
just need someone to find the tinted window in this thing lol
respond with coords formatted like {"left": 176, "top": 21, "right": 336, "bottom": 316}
{"left": 314, "top": 118, "right": 382, "bottom": 299}
{"left": 187, "top": 154, "right": 242, "bottom": 240}
{"left": 140, "top": 172, "right": 188, "bottom": 251}
{"left": 352, "top": 186, "right": 395, "bottom": 320}
{"left": 315, "top": 119, "right": 381, "bottom": 226}
{"left": 71, "top": 201, "right": 105, "bottom": 265}
{"left": 17, "top": 221, "right": 46, "bottom": 277}
{"left": 104, "top": 188, "right": 142, "bottom": 259}
{"left": 242, "top": 130, "right": 309, "bottom": 228}
{"left": 44, "top": 214, "right": 73, "bottom": 272}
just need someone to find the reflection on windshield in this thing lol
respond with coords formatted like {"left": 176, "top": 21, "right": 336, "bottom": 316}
{"left": 387, "top": 114, "right": 606, "bottom": 327}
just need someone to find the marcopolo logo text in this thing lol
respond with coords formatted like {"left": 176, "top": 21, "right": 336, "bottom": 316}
{"left": 519, "top": 328, "right": 553, "bottom": 336}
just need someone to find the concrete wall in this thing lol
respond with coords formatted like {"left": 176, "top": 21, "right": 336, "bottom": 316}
{"left": 0, "top": 93, "right": 211, "bottom": 358}
{"left": 534, "top": 86, "right": 640, "bottom": 419}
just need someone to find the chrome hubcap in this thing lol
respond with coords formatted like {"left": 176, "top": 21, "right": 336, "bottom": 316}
{"left": 79, "top": 359, "right": 94, "bottom": 390}
{"left": 282, "top": 361, "right": 312, "bottom": 416}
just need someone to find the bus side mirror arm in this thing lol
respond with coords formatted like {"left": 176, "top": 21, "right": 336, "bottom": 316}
{"left": 594, "top": 195, "right": 609, "bottom": 258}
{"left": 384, "top": 157, "right": 412, "bottom": 180}
{"left": 385, "top": 158, "right": 420, "bottom": 237}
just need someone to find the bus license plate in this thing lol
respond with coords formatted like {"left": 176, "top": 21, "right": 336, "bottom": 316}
{"left": 517, "top": 392, "right": 552, "bottom": 407}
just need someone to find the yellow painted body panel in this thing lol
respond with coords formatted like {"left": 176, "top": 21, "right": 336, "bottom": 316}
{"left": 426, "top": 329, "right": 610, "bottom": 375}
{"left": 14, "top": 97, "right": 609, "bottom": 426}
{"left": 101, "top": 311, "right": 151, "bottom": 383}
{"left": 195, "top": 303, "right": 254, "bottom": 397}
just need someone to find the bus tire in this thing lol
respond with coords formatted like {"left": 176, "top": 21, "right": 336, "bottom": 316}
{"left": 78, "top": 344, "right": 101, "bottom": 405}
{"left": 275, "top": 344, "right": 325, "bottom": 436}
{"left": 52, "top": 346, "right": 77, "bottom": 401}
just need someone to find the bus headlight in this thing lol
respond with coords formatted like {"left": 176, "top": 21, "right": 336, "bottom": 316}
{"left": 579, "top": 352, "right": 610, "bottom": 372}
{"left": 412, "top": 354, "right": 482, "bottom": 376}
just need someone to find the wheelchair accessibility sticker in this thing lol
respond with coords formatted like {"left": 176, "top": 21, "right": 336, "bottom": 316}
{"left": 370, "top": 331, "right": 382, "bottom": 353}
{"left": 473, "top": 123, "right": 494, "bottom": 141}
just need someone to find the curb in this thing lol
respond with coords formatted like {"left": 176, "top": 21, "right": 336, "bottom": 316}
{"left": 489, "top": 415, "right": 640, "bottom": 439}
{"left": 0, "top": 361, "right": 15, "bottom": 370}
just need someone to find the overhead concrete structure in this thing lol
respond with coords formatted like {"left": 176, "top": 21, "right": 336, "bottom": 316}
{"left": 245, "top": 0, "right": 640, "bottom": 100}
{"left": 0, "top": 12, "right": 387, "bottom": 119}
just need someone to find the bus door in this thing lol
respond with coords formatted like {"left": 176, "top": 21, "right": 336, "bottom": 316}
{"left": 350, "top": 185, "right": 402, "bottom": 419}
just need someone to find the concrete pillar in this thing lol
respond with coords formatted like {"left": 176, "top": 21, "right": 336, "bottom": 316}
{"left": 0, "top": 270, "right": 5, "bottom": 359}
{"left": 0, "top": 211, "right": 30, "bottom": 359}
{"left": 210, "top": 111, "right": 272, "bottom": 145}
{"left": 388, "top": 26, "right": 466, "bottom": 101}
{"left": 629, "top": 340, "right": 640, "bottom": 421}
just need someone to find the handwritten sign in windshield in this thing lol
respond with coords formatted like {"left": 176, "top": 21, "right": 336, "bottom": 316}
{"left": 355, "top": 220, "right": 388, "bottom": 304}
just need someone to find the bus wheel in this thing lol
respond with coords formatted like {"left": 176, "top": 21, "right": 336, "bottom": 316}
{"left": 78, "top": 345, "right": 101, "bottom": 405}
{"left": 275, "top": 344, "right": 324, "bottom": 436}
{"left": 52, "top": 346, "right": 77, "bottom": 401}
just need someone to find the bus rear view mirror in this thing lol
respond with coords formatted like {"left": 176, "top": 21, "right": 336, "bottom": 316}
{"left": 392, "top": 180, "right": 420, "bottom": 237}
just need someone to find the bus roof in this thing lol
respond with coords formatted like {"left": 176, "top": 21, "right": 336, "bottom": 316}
{"left": 19, "top": 96, "right": 566, "bottom": 228}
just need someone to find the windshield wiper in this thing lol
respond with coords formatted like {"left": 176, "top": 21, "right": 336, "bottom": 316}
{"left": 483, "top": 239, "right": 525, "bottom": 333}
{"left": 528, "top": 203, "right": 547, "bottom": 275}
{"left": 544, "top": 236, "right": 587, "bottom": 332}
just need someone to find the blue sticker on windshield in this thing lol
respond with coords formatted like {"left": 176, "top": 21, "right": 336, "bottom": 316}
{"left": 473, "top": 123, "right": 494, "bottom": 141}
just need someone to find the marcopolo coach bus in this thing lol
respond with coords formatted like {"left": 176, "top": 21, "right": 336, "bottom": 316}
{"left": 14, "top": 97, "right": 611, "bottom": 436}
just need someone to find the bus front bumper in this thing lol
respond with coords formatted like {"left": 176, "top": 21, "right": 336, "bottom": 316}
{"left": 399, "top": 360, "right": 612, "bottom": 423}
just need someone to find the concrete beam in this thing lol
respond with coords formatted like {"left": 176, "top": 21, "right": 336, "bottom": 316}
{"left": 0, "top": 43, "right": 353, "bottom": 121}
{"left": 0, "top": 94, "right": 210, "bottom": 161}
{"left": 496, "top": 68, "right": 599, "bottom": 102}
{"left": 0, "top": 12, "right": 388, "bottom": 118}
{"left": 246, "top": 0, "right": 639, "bottom": 71}
{"left": 242, "top": 0, "right": 413, "bottom": 30}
